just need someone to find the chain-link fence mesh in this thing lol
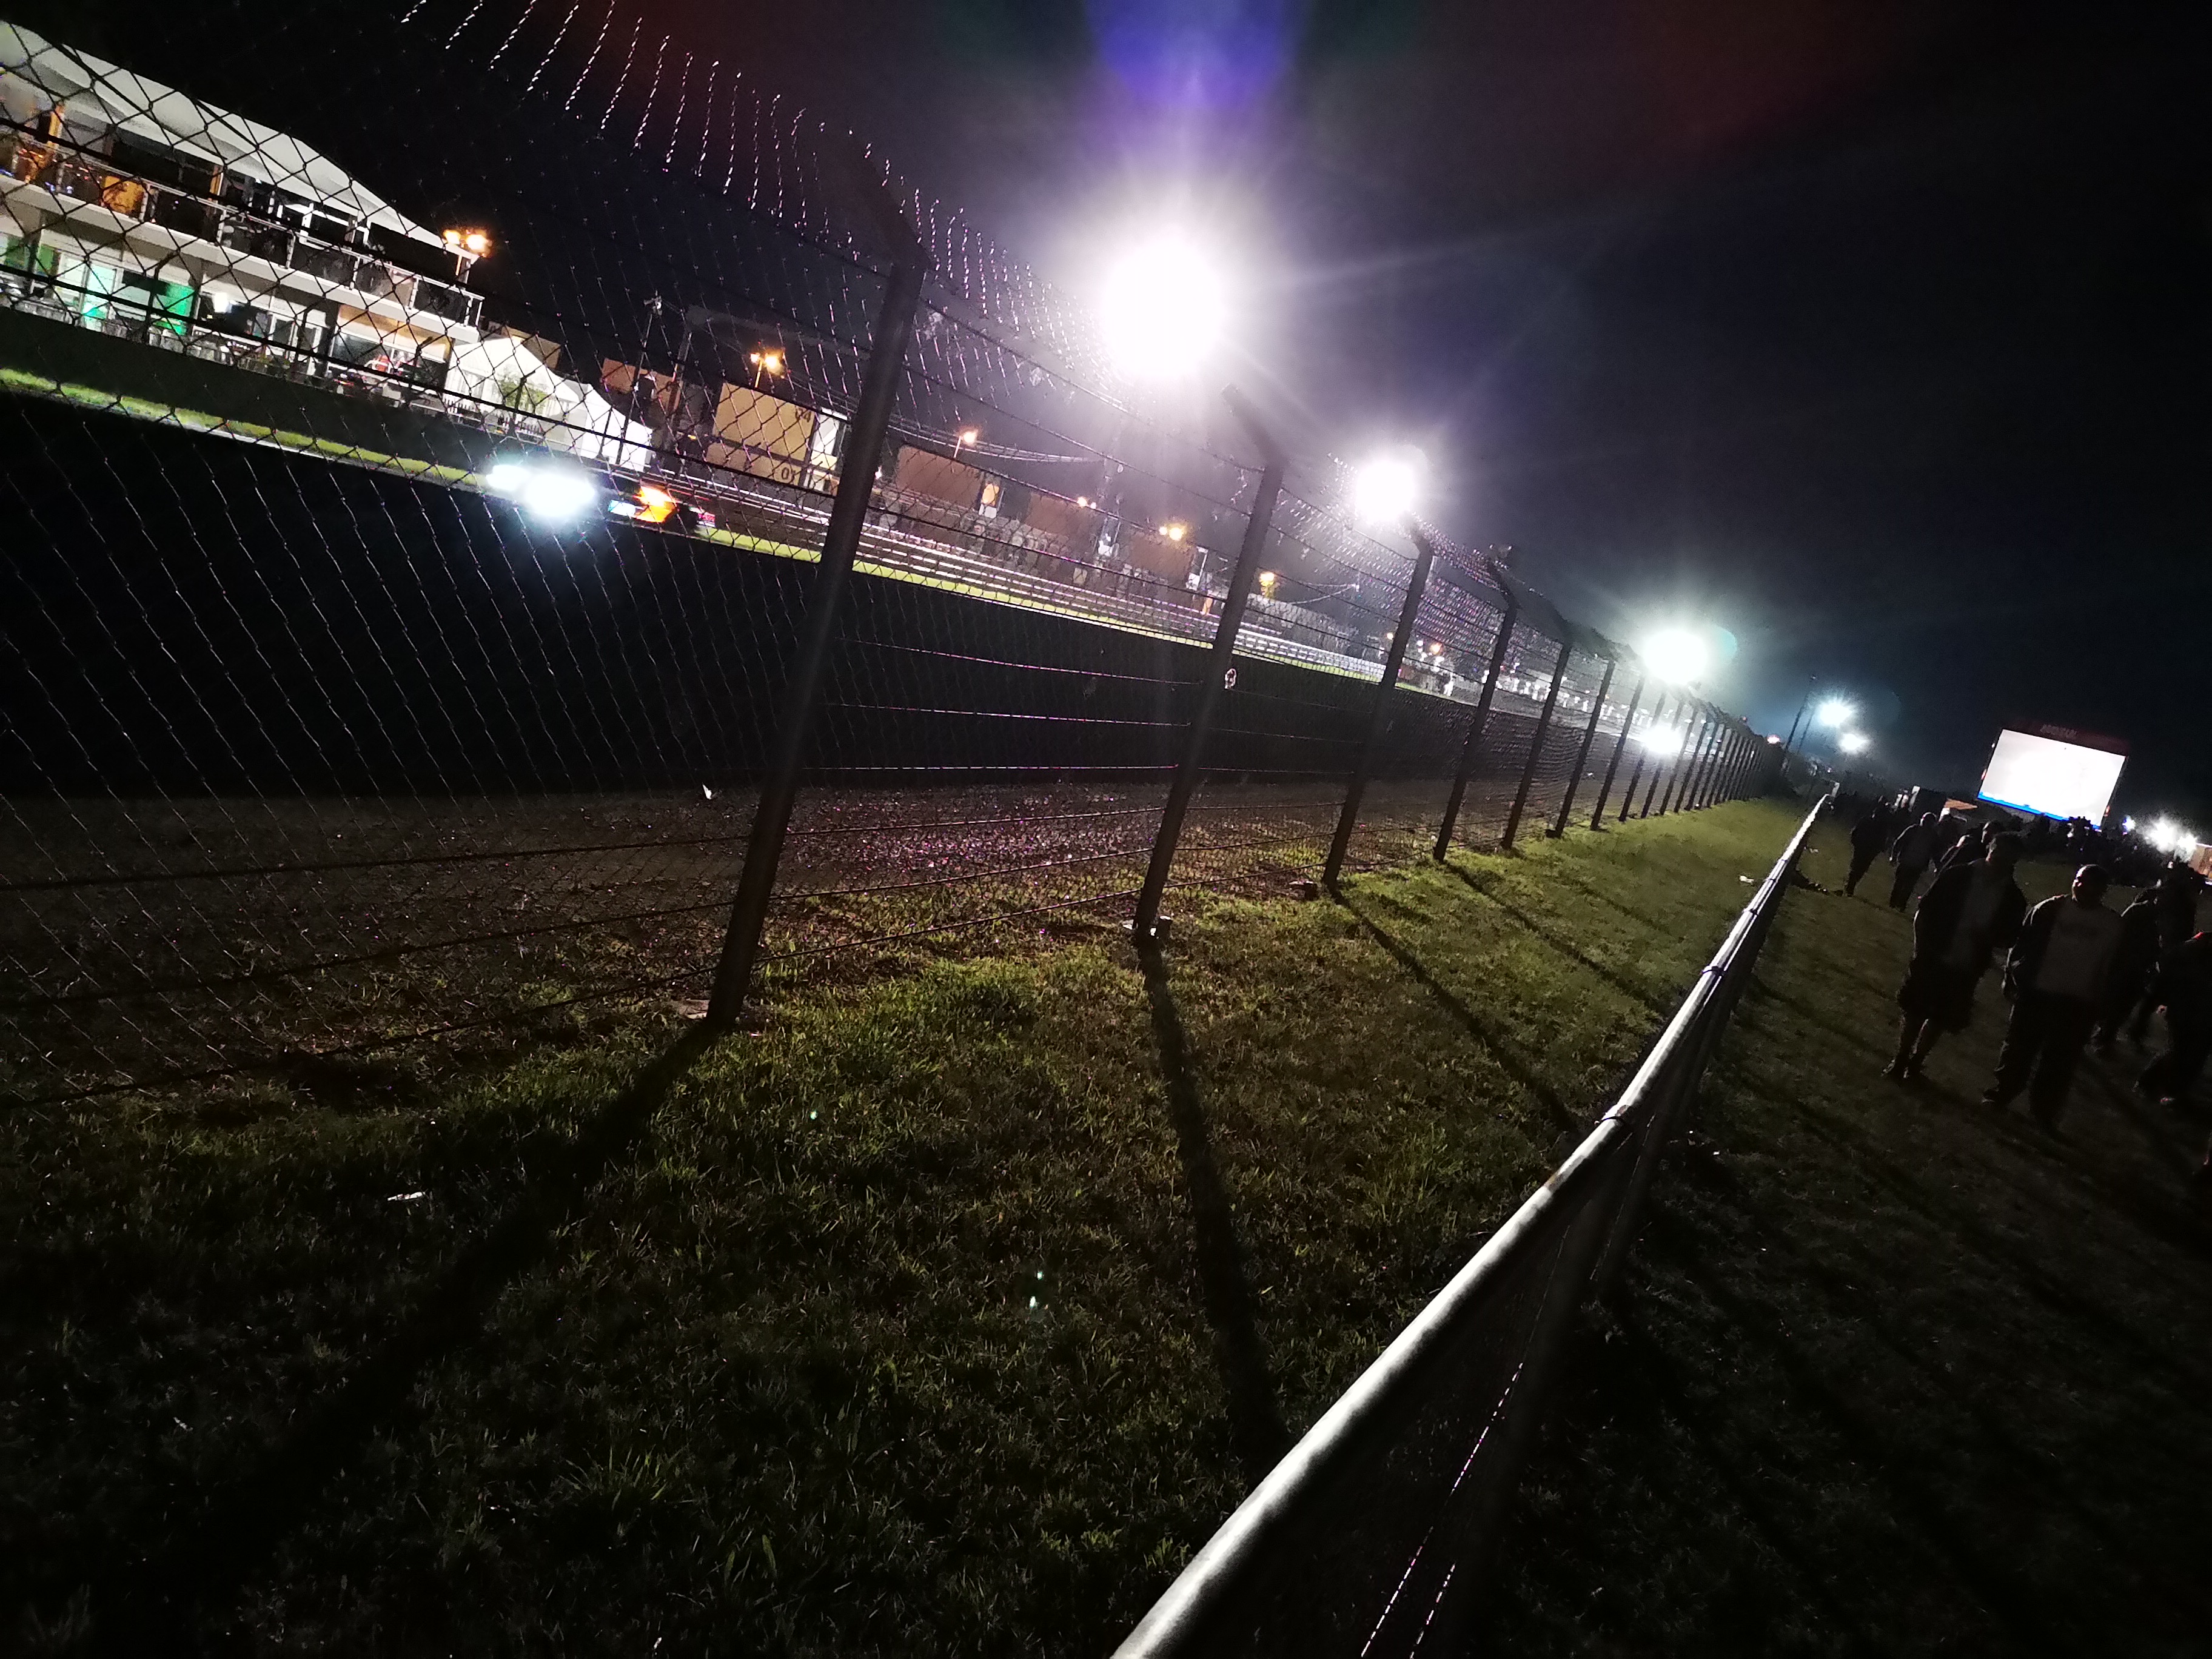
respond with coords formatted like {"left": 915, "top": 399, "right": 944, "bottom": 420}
{"left": 1, "top": 4, "right": 1766, "bottom": 1111}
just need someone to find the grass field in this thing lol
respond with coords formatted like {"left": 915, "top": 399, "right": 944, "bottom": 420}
{"left": 1487, "top": 828, "right": 2212, "bottom": 1657}
{"left": 4, "top": 799, "right": 1797, "bottom": 1654}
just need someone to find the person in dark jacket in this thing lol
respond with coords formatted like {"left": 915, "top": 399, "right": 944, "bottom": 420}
{"left": 1886, "top": 813, "right": 1945, "bottom": 911}
{"left": 2125, "top": 863, "right": 2205, "bottom": 1042}
{"left": 2139, "top": 931, "right": 2211, "bottom": 1109}
{"left": 1983, "top": 865, "right": 2125, "bottom": 1129}
{"left": 1845, "top": 805, "right": 1892, "bottom": 897}
{"left": 1935, "top": 823, "right": 1997, "bottom": 877}
{"left": 1886, "top": 834, "right": 2027, "bottom": 1082}
{"left": 2093, "top": 888, "right": 2163, "bottom": 1051}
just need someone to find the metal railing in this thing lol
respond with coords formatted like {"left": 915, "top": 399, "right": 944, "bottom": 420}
{"left": 1111, "top": 787, "right": 1834, "bottom": 1659}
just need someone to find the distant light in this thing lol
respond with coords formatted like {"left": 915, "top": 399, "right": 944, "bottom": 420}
{"left": 1637, "top": 725, "right": 1689, "bottom": 757}
{"left": 1076, "top": 495, "right": 1091, "bottom": 508}
{"left": 1817, "top": 697, "right": 1856, "bottom": 730}
{"left": 1098, "top": 231, "right": 1227, "bottom": 380}
{"left": 2145, "top": 817, "right": 2199, "bottom": 855}
{"left": 1350, "top": 451, "right": 1421, "bottom": 527}
{"left": 1765, "top": 733, "right": 1783, "bottom": 745}
{"left": 1159, "top": 521, "right": 1188, "bottom": 541}
{"left": 957, "top": 427, "right": 980, "bottom": 448}
{"left": 1641, "top": 626, "right": 1711, "bottom": 685}
{"left": 443, "top": 227, "right": 492, "bottom": 258}
{"left": 634, "top": 484, "right": 679, "bottom": 525}
{"left": 1838, "top": 731, "right": 1871, "bottom": 755}
{"left": 748, "top": 348, "right": 786, "bottom": 376}
{"left": 486, "top": 460, "right": 597, "bottom": 524}
{"left": 1257, "top": 570, "right": 1278, "bottom": 596}
{"left": 2122, "top": 816, "right": 2136, "bottom": 833}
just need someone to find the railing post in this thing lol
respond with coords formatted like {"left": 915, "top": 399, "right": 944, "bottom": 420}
{"left": 705, "top": 260, "right": 927, "bottom": 1025}
{"left": 1587, "top": 672, "right": 1645, "bottom": 829}
{"left": 1717, "top": 726, "right": 1745, "bottom": 805}
{"left": 1549, "top": 653, "right": 1615, "bottom": 837}
{"left": 1132, "top": 396, "right": 1285, "bottom": 940}
{"left": 1500, "top": 637, "right": 1572, "bottom": 851}
{"left": 1433, "top": 592, "right": 1517, "bottom": 860}
{"left": 1324, "top": 524, "right": 1439, "bottom": 890}
{"left": 1635, "top": 692, "right": 1677, "bottom": 819}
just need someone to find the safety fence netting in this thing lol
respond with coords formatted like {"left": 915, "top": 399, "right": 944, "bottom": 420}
{"left": 0, "top": 0, "right": 1765, "bottom": 1107}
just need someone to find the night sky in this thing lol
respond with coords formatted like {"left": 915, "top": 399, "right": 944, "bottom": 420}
{"left": 35, "top": 0, "right": 2212, "bottom": 812}
{"left": 669, "top": 0, "right": 2211, "bottom": 814}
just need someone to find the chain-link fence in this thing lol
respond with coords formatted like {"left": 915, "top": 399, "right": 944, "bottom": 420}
{"left": 0, "top": 5, "right": 1776, "bottom": 1113}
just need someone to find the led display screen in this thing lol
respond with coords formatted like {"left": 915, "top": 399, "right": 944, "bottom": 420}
{"left": 1977, "top": 728, "right": 2126, "bottom": 822}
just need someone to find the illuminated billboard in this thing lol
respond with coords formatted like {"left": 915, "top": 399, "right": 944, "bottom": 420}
{"left": 1977, "top": 726, "right": 2127, "bottom": 822}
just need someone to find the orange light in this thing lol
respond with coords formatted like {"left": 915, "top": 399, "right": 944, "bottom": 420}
{"left": 957, "top": 427, "right": 979, "bottom": 447}
{"left": 748, "top": 348, "right": 785, "bottom": 375}
{"left": 443, "top": 227, "right": 492, "bottom": 258}
{"left": 1159, "top": 521, "right": 1188, "bottom": 542}
{"left": 635, "top": 484, "right": 679, "bottom": 524}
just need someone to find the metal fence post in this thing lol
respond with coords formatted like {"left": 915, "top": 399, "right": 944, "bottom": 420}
{"left": 705, "top": 259, "right": 927, "bottom": 1025}
{"left": 1703, "top": 717, "right": 1735, "bottom": 806}
{"left": 1433, "top": 592, "right": 1518, "bottom": 860}
{"left": 1683, "top": 709, "right": 1721, "bottom": 810}
{"left": 1701, "top": 727, "right": 1729, "bottom": 808}
{"left": 1500, "top": 637, "right": 1572, "bottom": 850}
{"left": 1635, "top": 692, "right": 1678, "bottom": 819}
{"left": 1623, "top": 689, "right": 1668, "bottom": 820}
{"left": 1587, "top": 672, "right": 1644, "bottom": 829}
{"left": 1132, "top": 397, "right": 1286, "bottom": 941}
{"left": 1324, "top": 524, "right": 1439, "bottom": 890}
{"left": 1658, "top": 703, "right": 1711, "bottom": 816}
{"left": 1548, "top": 653, "right": 1615, "bottom": 837}
{"left": 1718, "top": 726, "right": 1746, "bottom": 804}
{"left": 1672, "top": 712, "right": 1708, "bottom": 814}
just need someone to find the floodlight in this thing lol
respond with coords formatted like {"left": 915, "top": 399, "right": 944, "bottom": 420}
{"left": 485, "top": 460, "right": 598, "bottom": 525}
{"left": 1350, "top": 452, "right": 1420, "bottom": 527}
{"left": 1637, "top": 725, "right": 1688, "bottom": 757}
{"left": 1098, "top": 232, "right": 1227, "bottom": 380}
{"left": 1837, "top": 731, "right": 1871, "bottom": 755}
{"left": 1642, "top": 626, "right": 1710, "bottom": 685}
{"left": 2145, "top": 817, "right": 2199, "bottom": 856}
{"left": 1817, "top": 697, "right": 1855, "bottom": 730}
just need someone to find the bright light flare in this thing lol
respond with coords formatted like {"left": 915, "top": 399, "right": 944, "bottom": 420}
{"left": 1098, "top": 232, "right": 1227, "bottom": 380}
{"left": 1837, "top": 731, "right": 1871, "bottom": 755}
{"left": 486, "top": 460, "right": 597, "bottom": 525}
{"left": 1817, "top": 697, "right": 1856, "bottom": 729}
{"left": 1637, "top": 725, "right": 1689, "bottom": 757}
{"left": 1641, "top": 626, "right": 1711, "bottom": 685}
{"left": 1350, "top": 452, "right": 1420, "bottom": 527}
{"left": 2144, "top": 817, "right": 2199, "bottom": 855}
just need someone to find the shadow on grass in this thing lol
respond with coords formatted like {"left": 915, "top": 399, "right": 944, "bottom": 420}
{"left": 1635, "top": 1207, "right": 2064, "bottom": 1654}
{"left": 1668, "top": 1148, "right": 2212, "bottom": 1625}
{"left": 65, "top": 1023, "right": 720, "bottom": 1655}
{"left": 1337, "top": 897, "right": 1573, "bottom": 1132}
{"left": 1136, "top": 945, "right": 1290, "bottom": 1487}
{"left": 1440, "top": 861, "right": 1671, "bottom": 1018}
{"left": 1705, "top": 1050, "right": 2212, "bottom": 1395}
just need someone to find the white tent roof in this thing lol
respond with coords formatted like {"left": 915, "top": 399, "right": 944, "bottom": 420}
{"left": 0, "top": 22, "right": 444, "bottom": 250}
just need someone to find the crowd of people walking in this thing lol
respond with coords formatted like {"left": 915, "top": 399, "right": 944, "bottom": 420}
{"left": 1845, "top": 797, "right": 2210, "bottom": 1176}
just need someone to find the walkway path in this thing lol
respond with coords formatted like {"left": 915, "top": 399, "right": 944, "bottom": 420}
{"left": 1489, "top": 821, "right": 2212, "bottom": 1658}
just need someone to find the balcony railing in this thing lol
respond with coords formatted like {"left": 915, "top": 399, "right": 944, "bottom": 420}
{"left": 2, "top": 126, "right": 482, "bottom": 331}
